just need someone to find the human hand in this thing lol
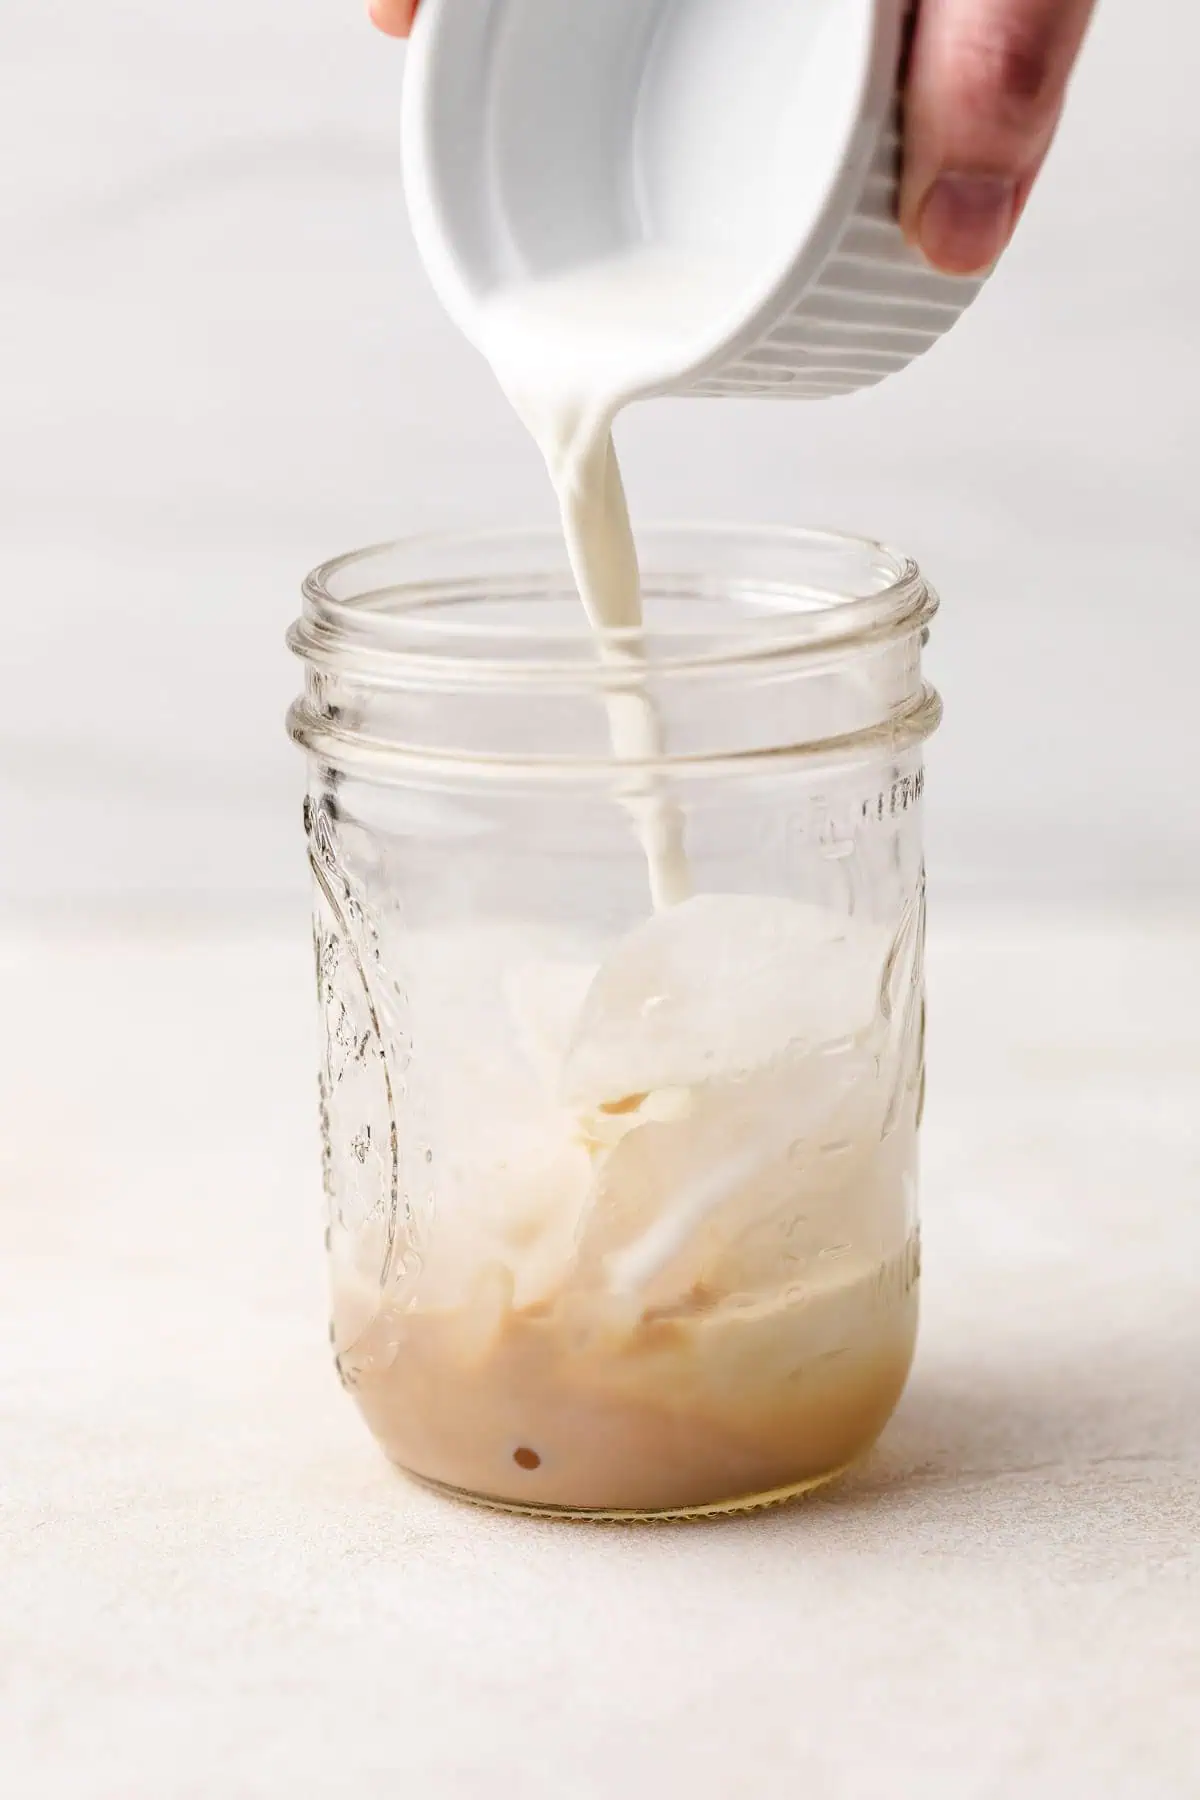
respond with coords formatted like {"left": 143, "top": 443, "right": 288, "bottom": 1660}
{"left": 369, "top": 0, "right": 1096, "bottom": 276}
{"left": 368, "top": 1, "right": 415, "bottom": 37}
{"left": 899, "top": 0, "right": 1096, "bottom": 272}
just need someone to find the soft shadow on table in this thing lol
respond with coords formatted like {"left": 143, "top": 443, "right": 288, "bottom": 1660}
{"left": 788, "top": 1334, "right": 1200, "bottom": 1551}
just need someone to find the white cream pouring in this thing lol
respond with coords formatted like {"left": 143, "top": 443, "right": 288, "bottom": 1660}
{"left": 478, "top": 244, "right": 756, "bottom": 910}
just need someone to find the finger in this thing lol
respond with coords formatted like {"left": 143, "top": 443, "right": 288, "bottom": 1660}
{"left": 900, "top": 0, "right": 1096, "bottom": 275}
{"left": 369, "top": 0, "right": 417, "bottom": 37}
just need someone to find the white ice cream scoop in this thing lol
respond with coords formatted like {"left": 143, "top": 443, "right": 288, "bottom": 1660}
{"left": 402, "top": 0, "right": 991, "bottom": 404}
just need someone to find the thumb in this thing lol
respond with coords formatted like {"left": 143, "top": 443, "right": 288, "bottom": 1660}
{"left": 899, "top": 0, "right": 1096, "bottom": 275}
{"left": 369, "top": 0, "right": 417, "bottom": 37}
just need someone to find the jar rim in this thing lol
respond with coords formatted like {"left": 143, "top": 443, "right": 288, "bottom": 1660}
{"left": 288, "top": 523, "right": 941, "bottom": 783}
{"left": 290, "top": 523, "right": 936, "bottom": 686}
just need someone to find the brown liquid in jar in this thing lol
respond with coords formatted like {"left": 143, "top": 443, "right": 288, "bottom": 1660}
{"left": 333, "top": 1234, "right": 919, "bottom": 1516}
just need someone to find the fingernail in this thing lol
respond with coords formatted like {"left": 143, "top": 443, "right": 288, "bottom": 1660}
{"left": 917, "top": 174, "right": 1017, "bottom": 275}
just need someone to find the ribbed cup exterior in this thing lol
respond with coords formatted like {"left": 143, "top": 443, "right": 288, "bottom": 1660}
{"left": 688, "top": 111, "right": 983, "bottom": 400}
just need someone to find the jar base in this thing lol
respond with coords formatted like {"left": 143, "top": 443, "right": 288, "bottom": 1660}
{"left": 397, "top": 1460, "right": 852, "bottom": 1523}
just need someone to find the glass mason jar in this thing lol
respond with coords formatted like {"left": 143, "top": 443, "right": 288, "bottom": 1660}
{"left": 288, "top": 526, "right": 940, "bottom": 1519}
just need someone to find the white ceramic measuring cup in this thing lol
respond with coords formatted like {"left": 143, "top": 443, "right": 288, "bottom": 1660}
{"left": 402, "top": 0, "right": 989, "bottom": 403}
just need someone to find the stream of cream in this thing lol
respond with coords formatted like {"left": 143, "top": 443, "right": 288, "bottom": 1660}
{"left": 478, "top": 245, "right": 756, "bottom": 909}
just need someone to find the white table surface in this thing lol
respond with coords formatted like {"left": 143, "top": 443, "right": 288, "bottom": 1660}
{"left": 2, "top": 918, "right": 1197, "bottom": 1799}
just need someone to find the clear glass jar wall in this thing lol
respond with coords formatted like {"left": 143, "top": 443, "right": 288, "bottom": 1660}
{"left": 289, "top": 526, "right": 940, "bottom": 1518}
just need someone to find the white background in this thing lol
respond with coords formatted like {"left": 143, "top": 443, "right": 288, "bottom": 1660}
{"left": 3, "top": 0, "right": 1198, "bottom": 919}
